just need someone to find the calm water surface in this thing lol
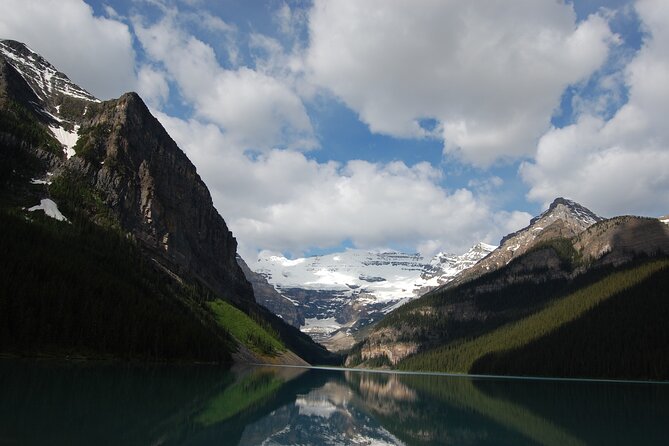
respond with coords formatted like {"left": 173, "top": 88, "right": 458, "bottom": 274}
{"left": 1, "top": 360, "right": 667, "bottom": 445}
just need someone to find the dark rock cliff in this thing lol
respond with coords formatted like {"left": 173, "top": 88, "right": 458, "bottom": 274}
{"left": 1, "top": 37, "right": 254, "bottom": 308}
{"left": 66, "top": 92, "right": 254, "bottom": 308}
{"left": 237, "top": 255, "right": 304, "bottom": 327}
{"left": 1, "top": 39, "right": 342, "bottom": 365}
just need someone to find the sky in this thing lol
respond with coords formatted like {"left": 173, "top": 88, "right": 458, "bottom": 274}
{"left": 1, "top": 0, "right": 668, "bottom": 261}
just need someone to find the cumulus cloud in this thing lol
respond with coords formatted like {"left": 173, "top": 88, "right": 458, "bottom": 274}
{"left": 306, "top": 0, "right": 616, "bottom": 166}
{"left": 136, "top": 65, "right": 170, "bottom": 107}
{"left": 133, "top": 9, "right": 317, "bottom": 151}
{"left": 0, "top": 0, "right": 136, "bottom": 99}
{"left": 521, "top": 0, "right": 669, "bottom": 217}
{"left": 155, "top": 111, "right": 526, "bottom": 260}
{"left": 131, "top": 2, "right": 535, "bottom": 259}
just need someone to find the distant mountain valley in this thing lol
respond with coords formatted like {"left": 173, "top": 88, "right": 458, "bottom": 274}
{"left": 239, "top": 243, "right": 495, "bottom": 351}
{"left": 2, "top": 37, "right": 669, "bottom": 381}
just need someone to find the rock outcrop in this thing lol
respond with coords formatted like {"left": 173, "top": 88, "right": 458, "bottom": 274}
{"left": 574, "top": 216, "right": 669, "bottom": 266}
{"left": 237, "top": 255, "right": 303, "bottom": 327}
{"left": 71, "top": 92, "right": 254, "bottom": 307}
{"left": 1, "top": 39, "right": 341, "bottom": 365}
{"left": 445, "top": 197, "right": 602, "bottom": 290}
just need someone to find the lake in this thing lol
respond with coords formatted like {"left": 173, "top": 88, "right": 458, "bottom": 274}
{"left": 1, "top": 360, "right": 667, "bottom": 445}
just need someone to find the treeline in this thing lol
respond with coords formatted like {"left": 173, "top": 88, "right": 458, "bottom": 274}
{"left": 0, "top": 100, "right": 61, "bottom": 155}
{"left": 471, "top": 261, "right": 669, "bottom": 380}
{"left": 0, "top": 210, "right": 235, "bottom": 362}
{"left": 397, "top": 259, "right": 669, "bottom": 380}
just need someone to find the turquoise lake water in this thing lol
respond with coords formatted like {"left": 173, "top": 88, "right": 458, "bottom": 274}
{"left": 1, "top": 360, "right": 667, "bottom": 445}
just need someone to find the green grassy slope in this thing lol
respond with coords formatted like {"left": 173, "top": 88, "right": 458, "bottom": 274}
{"left": 398, "top": 259, "right": 669, "bottom": 379}
{"left": 207, "top": 300, "right": 285, "bottom": 356}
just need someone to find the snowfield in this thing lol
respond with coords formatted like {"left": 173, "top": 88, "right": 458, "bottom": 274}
{"left": 254, "top": 244, "right": 496, "bottom": 304}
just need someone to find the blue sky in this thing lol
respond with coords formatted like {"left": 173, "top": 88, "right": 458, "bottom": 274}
{"left": 2, "top": 0, "right": 668, "bottom": 261}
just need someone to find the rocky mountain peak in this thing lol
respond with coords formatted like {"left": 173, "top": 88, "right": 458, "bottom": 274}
{"left": 445, "top": 198, "right": 601, "bottom": 290}
{"left": 500, "top": 197, "right": 602, "bottom": 246}
{"left": 0, "top": 39, "right": 98, "bottom": 107}
{"left": 532, "top": 197, "right": 601, "bottom": 226}
{"left": 1, "top": 40, "right": 254, "bottom": 308}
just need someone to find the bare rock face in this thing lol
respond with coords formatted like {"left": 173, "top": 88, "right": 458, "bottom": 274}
{"left": 361, "top": 342, "right": 419, "bottom": 366}
{"left": 574, "top": 216, "right": 669, "bottom": 266}
{"left": 74, "top": 92, "right": 254, "bottom": 307}
{"left": 446, "top": 197, "right": 602, "bottom": 289}
{"left": 237, "top": 255, "right": 303, "bottom": 327}
{"left": 1, "top": 39, "right": 254, "bottom": 308}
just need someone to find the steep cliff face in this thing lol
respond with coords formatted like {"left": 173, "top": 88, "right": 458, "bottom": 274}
{"left": 67, "top": 92, "right": 254, "bottom": 307}
{"left": 0, "top": 39, "right": 342, "bottom": 365}
{"left": 237, "top": 255, "right": 303, "bottom": 327}
{"left": 1, "top": 38, "right": 254, "bottom": 308}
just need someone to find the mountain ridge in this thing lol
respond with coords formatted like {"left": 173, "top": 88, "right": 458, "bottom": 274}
{"left": 246, "top": 242, "right": 495, "bottom": 351}
{"left": 347, "top": 197, "right": 669, "bottom": 379}
{"left": 443, "top": 197, "right": 603, "bottom": 290}
{"left": 0, "top": 38, "right": 337, "bottom": 365}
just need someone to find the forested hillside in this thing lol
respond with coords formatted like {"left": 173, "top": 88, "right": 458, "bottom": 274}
{"left": 0, "top": 210, "right": 235, "bottom": 362}
{"left": 399, "top": 259, "right": 669, "bottom": 380}
{"left": 348, "top": 210, "right": 669, "bottom": 380}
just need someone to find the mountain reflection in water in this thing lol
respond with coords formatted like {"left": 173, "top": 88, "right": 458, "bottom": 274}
{"left": 1, "top": 361, "right": 668, "bottom": 445}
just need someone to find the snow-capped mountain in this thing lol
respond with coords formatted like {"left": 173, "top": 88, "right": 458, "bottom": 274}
{"left": 1, "top": 39, "right": 339, "bottom": 365}
{"left": 445, "top": 197, "right": 603, "bottom": 290}
{"left": 0, "top": 40, "right": 98, "bottom": 159}
{"left": 248, "top": 243, "right": 494, "bottom": 350}
{"left": 0, "top": 40, "right": 98, "bottom": 104}
{"left": 422, "top": 242, "right": 498, "bottom": 284}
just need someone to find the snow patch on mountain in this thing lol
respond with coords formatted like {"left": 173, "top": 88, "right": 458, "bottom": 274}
{"left": 48, "top": 124, "right": 80, "bottom": 158}
{"left": 0, "top": 40, "right": 99, "bottom": 103}
{"left": 28, "top": 199, "right": 67, "bottom": 222}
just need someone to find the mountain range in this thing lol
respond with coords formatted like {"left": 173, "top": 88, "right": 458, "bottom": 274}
{"left": 243, "top": 243, "right": 494, "bottom": 351}
{"left": 0, "top": 39, "right": 337, "bottom": 365}
{"left": 348, "top": 197, "right": 669, "bottom": 380}
{"left": 2, "top": 38, "right": 669, "bottom": 380}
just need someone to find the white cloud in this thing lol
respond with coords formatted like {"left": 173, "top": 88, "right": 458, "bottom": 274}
{"left": 306, "top": 0, "right": 615, "bottom": 166}
{"left": 137, "top": 65, "right": 170, "bottom": 107}
{"left": 133, "top": 9, "right": 317, "bottom": 151}
{"left": 155, "top": 111, "right": 526, "bottom": 260}
{"left": 131, "top": 3, "right": 535, "bottom": 259}
{"left": 0, "top": 0, "right": 136, "bottom": 99}
{"left": 521, "top": 0, "right": 669, "bottom": 217}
